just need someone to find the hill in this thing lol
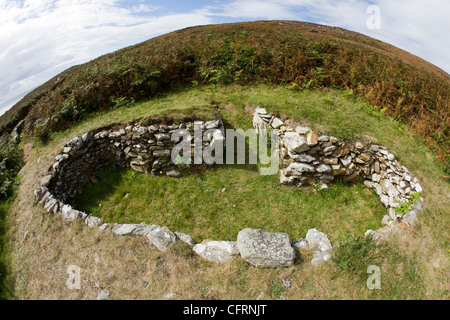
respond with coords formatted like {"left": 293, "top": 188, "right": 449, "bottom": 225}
{"left": 1, "top": 20, "right": 449, "bottom": 167}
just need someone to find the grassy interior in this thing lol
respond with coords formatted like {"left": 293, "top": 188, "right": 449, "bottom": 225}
{"left": 73, "top": 165, "right": 385, "bottom": 242}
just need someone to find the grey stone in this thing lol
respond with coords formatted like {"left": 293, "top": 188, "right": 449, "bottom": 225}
{"left": 283, "top": 132, "right": 309, "bottom": 153}
{"left": 61, "top": 204, "right": 84, "bottom": 221}
{"left": 112, "top": 224, "right": 159, "bottom": 236}
{"left": 285, "top": 162, "right": 314, "bottom": 176}
{"left": 237, "top": 228, "right": 295, "bottom": 268}
{"left": 316, "top": 164, "right": 331, "bottom": 173}
{"left": 40, "top": 175, "right": 53, "bottom": 187}
{"left": 318, "top": 135, "right": 329, "bottom": 142}
{"left": 305, "top": 228, "right": 332, "bottom": 266}
{"left": 175, "top": 232, "right": 195, "bottom": 246}
{"left": 81, "top": 131, "right": 93, "bottom": 142}
{"left": 305, "top": 228, "right": 332, "bottom": 252}
{"left": 295, "top": 126, "right": 310, "bottom": 135}
{"left": 271, "top": 118, "right": 284, "bottom": 129}
{"left": 193, "top": 241, "right": 239, "bottom": 263}
{"left": 147, "top": 226, "right": 177, "bottom": 252}
{"left": 96, "top": 289, "right": 110, "bottom": 300}
{"left": 85, "top": 215, "right": 104, "bottom": 227}
{"left": 68, "top": 136, "right": 84, "bottom": 150}
{"left": 402, "top": 210, "right": 418, "bottom": 225}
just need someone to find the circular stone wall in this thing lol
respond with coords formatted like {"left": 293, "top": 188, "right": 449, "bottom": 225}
{"left": 33, "top": 111, "right": 424, "bottom": 267}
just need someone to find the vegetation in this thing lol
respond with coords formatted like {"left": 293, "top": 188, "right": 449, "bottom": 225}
{"left": 3, "top": 84, "right": 448, "bottom": 300}
{"left": 0, "top": 21, "right": 448, "bottom": 167}
{"left": 0, "top": 21, "right": 448, "bottom": 300}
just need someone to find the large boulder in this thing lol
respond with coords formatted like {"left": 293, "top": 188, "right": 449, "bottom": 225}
{"left": 193, "top": 241, "right": 239, "bottom": 263}
{"left": 237, "top": 228, "right": 295, "bottom": 268}
{"left": 283, "top": 132, "right": 309, "bottom": 153}
{"left": 147, "top": 226, "right": 177, "bottom": 251}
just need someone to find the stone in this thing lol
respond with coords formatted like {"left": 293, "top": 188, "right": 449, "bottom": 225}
{"left": 33, "top": 187, "right": 48, "bottom": 203}
{"left": 355, "top": 142, "right": 364, "bottom": 149}
{"left": 112, "top": 224, "right": 159, "bottom": 236}
{"left": 175, "top": 232, "right": 195, "bottom": 247}
{"left": 305, "top": 228, "right": 332, "bottom": 266}
{"left": 323, "top": 145, "right": 336, "bottom": 153}
{"left": 295, "top": 126, "right": 311, "bottom": 135}
{"left": 380, "top": 179, "right": 399, "bottom": 198}
{"left": 85, "top": 215, "right": 104, "bottom": 227}
{"left": 67, "top": 136, "right": 84, "bottom": 150}
{"left": 283, "top": 132, "right": 309, "bottom": 153}
{"left": 323, "top": 158, "right": 339, "bottom": 165}
{"left": 40, "top": 175, "right": 53, "bottom": 187}
{"left": 340, "top": 155, "right": 352, "bottom": 167}
{"left": 402, "top": 210, "right": 418, "bottom": 225}
{"left": 271, "top": 118, "right": 284, "bottom": 129}
{"left": 318, "top": 135, "right": 329, "bottom": 142}
{"left": 204, "top": 120, "right": 220, "bottom": 130}
{"left": 153, "top": 149, "right": 171, "bottom": 158}
{"left": 279, "top": 170, "right": 295, "bottom": 185}
{"left": 81, "top": 131, "right": 93, "bottom": 142}
{"left": 253, "top": 113, "right": 268, "bottom": 133}
{"left": 193, "top": 241, "right": 239, "bottom": 263}
{"left": 163, "top": 293, "right": 176, "bottom": 300}
{"left": 96, "top": 289, "right": 110, "bottom": 300}
{"left": 290, "top": 153, "right": 316, "bottom": 163}
{"left": 61, "top": 204, "right": 84, "bottom": 221}
{"left": 306, "top": 130, "right": 318, "bottom": 146}
{"left": 305, "top": 228, "right": 332, "bottom": 252}
{"left": 316, "top": 164, "right": 331, "bottom": 173}
{"left": 237, "top": 228, "right": 295, "bottom": 268}
{"left": 329, "top": 136, "right": 339, "bottom": 143}
{"left": 147, "top": 226, "right": 177, "bottom": 252}
{"left": 285, "top": 162, "right": 314, "bottom": 176}
{"left": 356, "top": 153, "right": 370, "bottom": 163}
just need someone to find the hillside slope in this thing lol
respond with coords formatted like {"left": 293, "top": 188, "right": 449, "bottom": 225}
{"left": 1, "top": 21, "right": 449, "bottom": 166}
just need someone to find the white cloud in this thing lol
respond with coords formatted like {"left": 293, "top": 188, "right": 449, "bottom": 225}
{"left": 0, "top": 0, "right": 213, "bottom": 115}
{"left": 1, "top": 0, "right": 448, "bottom": 116}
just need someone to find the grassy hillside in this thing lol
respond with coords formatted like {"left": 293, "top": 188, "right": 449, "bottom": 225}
{"left": 3, "top": 84, "right": 448, "bottom": 300}
{"left": 1, "top": 21, "right": 449, "bottom": 167}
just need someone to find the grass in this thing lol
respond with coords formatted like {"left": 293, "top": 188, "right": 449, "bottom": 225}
{"left": 73, "top": 165, "right": 385, "bottom": 242}
{"left": 3, "top": 84, "right": 449, "bottom": 300}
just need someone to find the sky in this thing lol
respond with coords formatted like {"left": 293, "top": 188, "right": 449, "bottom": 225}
{"left": 0, "top": 0, "right": 449, "bottom": 116}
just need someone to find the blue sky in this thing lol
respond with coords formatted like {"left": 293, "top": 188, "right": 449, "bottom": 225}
{"left": 1, "top": 0, "right": 449, "bottom": 116}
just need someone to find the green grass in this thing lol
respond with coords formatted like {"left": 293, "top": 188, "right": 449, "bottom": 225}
{"left": 0, "top": 199, "right": 13, "bottom": 300}
{"left": 73, "top": 165, "right": 385, "bottom": 242}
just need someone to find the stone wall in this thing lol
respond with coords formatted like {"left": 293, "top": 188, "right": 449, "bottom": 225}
{"left": 43, "top": 119, "right": 225, "bottom": 203}
{"left": 252, "top": 107, "right": 424, "bottom": 240}
{"left": 32, "top": 109, "right": 425, "bottom": 268}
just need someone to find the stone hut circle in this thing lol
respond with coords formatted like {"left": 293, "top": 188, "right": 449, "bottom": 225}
{"left": 33, "top": 108, "right": 424, "bottom": 268}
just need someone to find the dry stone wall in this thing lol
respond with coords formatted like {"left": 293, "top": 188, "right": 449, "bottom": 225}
{"left": 32, "top": 108, "right": 425, "bottom": 268}
{"left": 252, "top": 107, "right": 424, "bottom": 241}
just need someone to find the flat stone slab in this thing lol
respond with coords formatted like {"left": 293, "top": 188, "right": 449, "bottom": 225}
{"left": 112, "top": 224, "right": 159, "bottom": 236}
{"left": 193, "top": 241, "right": 239, "bottom": 263}
{"left": 237, "top": 228, "right": 295, "bottom": 268}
